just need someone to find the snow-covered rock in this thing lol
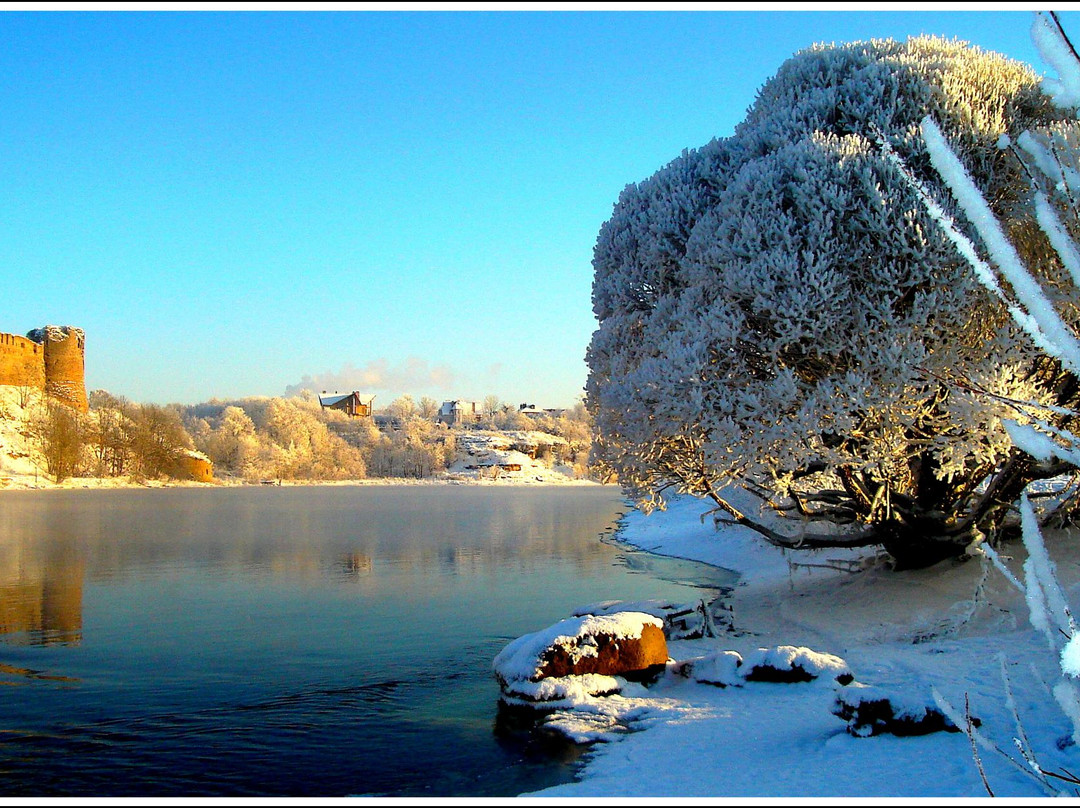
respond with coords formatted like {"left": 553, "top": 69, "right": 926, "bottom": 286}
{"left": 539, "top": 710, "right": 629, "bottom": 744}
{"left": 739, "top": 645, "right": 854, "bottom": 685}
{"left": 499, "top": 673, "right": 626, "bottom": 707}
{"left": 494, "top": 612, "right": 668, "bottom": 702}
{"left": 833, "top": 683, "right": 967, "bottom": 737}
{"left": 685, "top": 650, "right": 745, "bottom": 688}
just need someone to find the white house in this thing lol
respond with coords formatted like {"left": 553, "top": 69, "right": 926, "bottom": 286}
{"left": 437, "top": 400, "right": 482, "bottom": 426}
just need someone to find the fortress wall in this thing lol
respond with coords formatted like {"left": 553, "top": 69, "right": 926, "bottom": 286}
{"left": 0, "top": 332, "right": 46, "bottom": 390}
{"left": 28, "top": 326, "right": 88, "bottom": 413}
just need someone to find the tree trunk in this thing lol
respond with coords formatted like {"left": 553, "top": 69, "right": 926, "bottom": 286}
{"left": 879, "top": 525, "right": 967, "bottom": 571}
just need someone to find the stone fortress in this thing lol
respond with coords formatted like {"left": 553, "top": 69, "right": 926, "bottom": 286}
{"left": 0, "top": 325, "right": 88, "bottom": 412}
{"left": 0, "top": 324, "right": 214, "bottom": 482}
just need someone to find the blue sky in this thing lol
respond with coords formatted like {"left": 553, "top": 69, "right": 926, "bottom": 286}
{"left": 0, "top": 6, "right": 1073, "bottom": 407}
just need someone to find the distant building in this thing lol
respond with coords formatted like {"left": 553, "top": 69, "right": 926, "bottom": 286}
{"left": 173, "top": 450, "right": 214, "bottom": 483}
{"left": 319, "top": 392, "right": 375, "bottom": 418}
{"left": 437, "top": 399, "right": 482, "bottom": 426}
{"left": 518, "top": 403, "right": 565, "bottom": 419}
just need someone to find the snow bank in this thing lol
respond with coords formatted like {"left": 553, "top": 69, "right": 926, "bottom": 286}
{"left": 0, "top": 385, "right": 46, "bottom": 487}
{"left": 528, "top": 491, "right": 1080, "bottom": 797}
{"left": 499, "top": 673, "right": 624, "bottom": 706}
{"left": 613, "top": 487, "right": 879, "bottom": 586}
{"left": 447, "top": 429, "right": 583, "bottom": 484}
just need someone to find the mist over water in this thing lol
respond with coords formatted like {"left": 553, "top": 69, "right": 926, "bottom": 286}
{"left": 0, "top": 485, "right": 733, "bottom": 797}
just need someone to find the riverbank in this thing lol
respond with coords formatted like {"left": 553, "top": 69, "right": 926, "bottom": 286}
{"left": 0, "top": 472, "right": 602, "bottom": 491}
{"left": 526, "top": 494, "right": 1080, "bottom": 800}
{"left": 0, "top": 386, "right": 596, "bottom": 492}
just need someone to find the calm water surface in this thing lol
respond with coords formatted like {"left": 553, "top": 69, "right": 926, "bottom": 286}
{"left": 0, "top": 485, "right": 733, "bottom": 797}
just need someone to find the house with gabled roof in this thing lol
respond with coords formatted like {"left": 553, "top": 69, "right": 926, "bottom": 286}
{"left": 437, "top": 399, "right": 482, "bottom": 426}
{"left": 318, "top": 391, "right": 375, "bottom": 418}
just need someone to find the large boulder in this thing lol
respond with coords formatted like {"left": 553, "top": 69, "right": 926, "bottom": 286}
{"left": 494, "top": 612, "right": 668, "bottom": 702}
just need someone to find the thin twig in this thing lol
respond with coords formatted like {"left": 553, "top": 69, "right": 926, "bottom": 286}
{"left": 968, "top": 693, "right": 995, "bottom": 797}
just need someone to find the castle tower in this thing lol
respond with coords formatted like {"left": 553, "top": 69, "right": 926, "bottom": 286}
{"left": 26, "top": 326, "right": 88, "bottom": 412}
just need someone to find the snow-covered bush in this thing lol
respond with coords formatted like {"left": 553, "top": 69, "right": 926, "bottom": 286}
{"left": 587, "top": 35, "right": 1074, "bottom": 568}
{"left": 738, "top": 645, "right": 853, "bottom": 685}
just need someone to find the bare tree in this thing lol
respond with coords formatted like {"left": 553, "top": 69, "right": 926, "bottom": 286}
{"left": 128, "top": 403, "right": 193, "bottom": 479}
{"left": 27, "top": 400, "right": 84, "bottom": 482}
{"left": 418, "top": 396, "right": 439, "bottom": 421}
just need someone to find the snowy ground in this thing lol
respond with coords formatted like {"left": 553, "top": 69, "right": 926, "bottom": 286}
{"left": 523, "top": 494, "right": 1080, "bottom": 799}
{"left": 445, "top": 429, "right": 583, "bottom": 485}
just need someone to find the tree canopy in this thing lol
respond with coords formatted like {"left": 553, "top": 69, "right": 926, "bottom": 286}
{"left": 586, "top": 35, "right": 1079, "bottom": 568}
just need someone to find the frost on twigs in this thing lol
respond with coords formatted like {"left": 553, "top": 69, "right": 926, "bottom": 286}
{"left": 906, "top": 12, "right": 1080, "bottom": 782}
{"left": 1033, "top": 11, "right": 1080, "bottom": 112}
{"left": 572, "top": 596, "right": 733, "bottom": 640}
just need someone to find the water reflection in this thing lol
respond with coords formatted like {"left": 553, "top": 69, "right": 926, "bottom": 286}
{"left": 0, "top": 536, "right": 83, "bottom": 646}
{"left": 0, "top": 485, "right": 733, "bottom": 797}
{"left": 0, "top": 486, "right": 628, "bottom": 648}
{"left": 0, "top": 487, "right": 624, "bottom": 589}
{"left": 337, "top": 553, "right": 373, "bottom": 577}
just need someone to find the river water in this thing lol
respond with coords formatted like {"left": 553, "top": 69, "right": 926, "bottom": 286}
{"left": 0, "top": 485, "right": 734, "bottom": 797}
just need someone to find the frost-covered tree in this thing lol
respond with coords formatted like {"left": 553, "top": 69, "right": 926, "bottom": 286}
{"left": 418, "top": 395, "right": 440, "bottom": 421}
{"left": 587, "top": 35, "right": 1076, "bottom": 568}
{"left": 183, "top": 396, "right": 367, "bottom": 481}
{"left": 482, "top": 394, "right": 502, "bottom": 424}
{"left": 901, "top": 15, "right": 1080, "bottom": 791}
{"left": 199, "top": 405, "right": 261, "bottom": 477}
{"left": 387, "top": 394, "right": 417, "bottom": 424}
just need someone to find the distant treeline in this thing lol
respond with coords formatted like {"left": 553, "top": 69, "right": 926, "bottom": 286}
{"left": 20, "top": 388, "right": 593, "bottom": 483}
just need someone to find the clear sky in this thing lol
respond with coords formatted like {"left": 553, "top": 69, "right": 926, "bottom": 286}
{"left": 1, "top": 4, "right": 1074, "bottom": 408}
